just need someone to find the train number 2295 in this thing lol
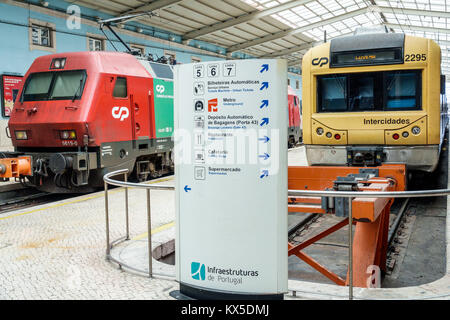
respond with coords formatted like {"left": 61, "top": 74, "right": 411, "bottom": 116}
{"left": 405, "top": 53, "right": 427, "bottom": 62}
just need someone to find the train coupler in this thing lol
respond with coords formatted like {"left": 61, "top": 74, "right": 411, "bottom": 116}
{"left": 322, "top": 168, "right": 381, "bottom": 217}
{"left": 0, "top": 156, "right": 32, "bottom": 179}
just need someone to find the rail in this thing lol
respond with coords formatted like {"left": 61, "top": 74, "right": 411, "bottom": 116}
{"left": 103, "top": 169, "right": 174, "bottom": 279}
{"left": 104, "top": 168, "right": 450, "bottom": 300}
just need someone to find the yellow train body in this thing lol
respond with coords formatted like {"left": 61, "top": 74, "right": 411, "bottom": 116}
{"left": 302, "top": 32, "right": 447, "bottom": 172}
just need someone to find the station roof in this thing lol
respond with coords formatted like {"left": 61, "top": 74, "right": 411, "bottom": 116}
{"left": 75, "top": 0, "right": 450, "bottom": 77}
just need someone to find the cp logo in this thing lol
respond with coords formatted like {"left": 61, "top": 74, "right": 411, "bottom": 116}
{"left": 112, "top": 106, "right": 129, "bottom": 121}
{"left": 312, "top": 57, "right": 329, "bottom": 67}
{"left": 156, "top": 84, "right": 165, "bottom": 94}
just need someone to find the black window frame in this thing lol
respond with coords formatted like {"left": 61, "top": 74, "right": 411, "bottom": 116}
{"left": 317, "top": 69, "right": 422, "bottom": 113}
{"left": 20, "top": 69, "right": 87, "bottom": 102}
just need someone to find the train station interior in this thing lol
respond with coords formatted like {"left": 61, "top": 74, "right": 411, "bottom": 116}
{"left": 0, "top": 0, "right": 450, "bottom": 306}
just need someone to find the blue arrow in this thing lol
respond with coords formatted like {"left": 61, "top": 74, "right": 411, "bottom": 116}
{"left": 260, "top": 170, "right": 269, "bottom": 178}
{"left": 184, "top": 185, "right": 191, "bottom": 192}
{"left": 259, "top": 136, "right": 270, "bottom": 143}
{"left": 260, "top": 100, "right": 269, "bottom": 109}
{"left": 260, "top": 64, "right": 269, "bottom": 73}
{"left": 259, "top": 153, "right": 270, "bottom": 160}
{"left": 260, "top": 117, "right": 269, "bottom": 126}
{"left": 260, "top": 82, "right": 269, "bottom": 90}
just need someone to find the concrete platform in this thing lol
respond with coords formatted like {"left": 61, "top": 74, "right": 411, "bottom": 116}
{"left": 0, "top": 144, "right": 449, "bottom": 300}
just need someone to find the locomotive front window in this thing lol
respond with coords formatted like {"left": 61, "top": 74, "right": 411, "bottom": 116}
{"left": 22, "top": 70, "right": 87, "bottom": 102}
{"left": 318, "top": 76, "right": 347, "bottom": 112}
{"left": 385, "top": 71, "right": 421, "bottom": 110}
{"left": 317, "top": 70, "right": 421, "bottom": 112}
{"left": 49, "top": 71, "right": 86, "bottom": 100}
{"left": 23, "top": 73, "right": 53, "bottom": 101}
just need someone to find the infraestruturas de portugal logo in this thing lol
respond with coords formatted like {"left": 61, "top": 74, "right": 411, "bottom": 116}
{"left": 191, "top": 262, "right": 206, "bottom": 281}
{"left": 190, "top": 262, "right": 259, "bottom": 285}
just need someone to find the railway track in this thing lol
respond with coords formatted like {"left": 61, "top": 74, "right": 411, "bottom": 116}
{"left": 0, "top": 185, "right": 81, "bottom": 214}
{"left": 287, "top": 197, "right": 419, "bottom": 284}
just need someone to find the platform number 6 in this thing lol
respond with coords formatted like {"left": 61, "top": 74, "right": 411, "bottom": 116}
{"left": 208, "top": 64, "right": 219, "bottom": 77}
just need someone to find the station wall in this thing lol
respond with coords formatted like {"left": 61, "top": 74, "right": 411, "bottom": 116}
{"left": 0, "top": 0, "right": 302, "bottom": 149}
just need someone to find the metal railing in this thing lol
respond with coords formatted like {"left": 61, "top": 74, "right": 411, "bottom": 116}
{"left": 104, "top": 169, "right": 450, "bottom": 300}
{"left": 288, "top": 187, "right": 450, "bottom": 300}
{"left": 103, "top": 169, "right": 174, "bottom": 279}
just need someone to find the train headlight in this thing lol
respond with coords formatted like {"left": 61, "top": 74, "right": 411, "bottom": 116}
{"left": 392, "top": 133, "right": 400, "bottom": 140}
{"left": 316, "top": 127, "right": 324, "bottom": 135}
{"left": 402, "top": 131, "right": 409, "bottom": 138}
{"left": 326, "top": 132, "right": 332, "bottom": 138}
{"left": 411, "top": 126, "right": 421, "bottom": 135}
{"left": 50, "top": 58, "right": 67, "bottom": 69}
{"left": 334, "top": 133, "right": 341, "bottom": 140}
{"left": 60, "top": 130, "right": 77, "bottom": 140}
{"left": 15, "top": 131, "right": 28, "bottom": 140}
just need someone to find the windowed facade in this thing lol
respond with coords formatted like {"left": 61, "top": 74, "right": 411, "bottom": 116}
{"left": 88, "top": 37, "right": 104, "bottom": 51}
{"left": 130, "top": 45, "right": 145, "bottom": 55}
{"left": 317, "top": 70, "right": 422, "bottom": 113}
{"left": 164, "top": 50, "right": 177, "bottom": 64}
{"left": 28, "top": 19, "right": 56, "bottom": 52}
{"left": 31, "top": 25, "right": 51, "bottom": 47}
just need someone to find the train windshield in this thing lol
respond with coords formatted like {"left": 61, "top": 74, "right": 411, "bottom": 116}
{"left": 22, "top": 70, "right": 87, "bottom": 101}
{"left": 317, "top": 70, "right": 421, "bottom": 112}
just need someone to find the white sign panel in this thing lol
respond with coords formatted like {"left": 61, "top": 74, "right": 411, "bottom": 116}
{"left": 174, "top": 59, "right": 288, "bottom": 298}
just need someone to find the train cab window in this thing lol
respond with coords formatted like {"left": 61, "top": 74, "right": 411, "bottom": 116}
{"left": 349, "top": 76, "right": 374, "bottom": 110}
{"left": 113, "top": 77, "right": 127, "bottom": 98}
{"left": 49, "top": 70, "right": 86, "bottom": 100}
{"left": 23, "top": 73, "right": 53, "bottom": 101}
{"left": 22, "top": 70, "right": 87, "bottom": 102}
{"left": 317, "top": 70, "right": 421, "bottom": 113}
{"left": 318, "top": 76, "right": 347, "bottom": 112}
{"left": 385, "top": 71, "right": 421, "bottom": 110}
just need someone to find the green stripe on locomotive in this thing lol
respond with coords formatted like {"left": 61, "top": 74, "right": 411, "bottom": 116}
{"left": 153, "top": 78, "right": 174, "bottom": 139}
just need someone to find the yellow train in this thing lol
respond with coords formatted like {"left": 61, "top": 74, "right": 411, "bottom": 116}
{"left": 302, "top": 31, "right": 448, "bottom": 172}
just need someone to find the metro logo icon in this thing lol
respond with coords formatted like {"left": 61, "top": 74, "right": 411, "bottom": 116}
{"left": 208, "top": 98, "right": 218, "bottom": 112}
{"left": 191, "top": 262, "right": 206, "bottom": 280}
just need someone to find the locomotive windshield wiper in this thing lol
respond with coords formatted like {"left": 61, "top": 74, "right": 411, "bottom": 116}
{"left": 72, "top": 78, "right": 83, "bottom": 102}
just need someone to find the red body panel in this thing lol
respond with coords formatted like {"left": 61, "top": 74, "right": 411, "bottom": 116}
{"left": 9, "top": 52, "right": 154, "bottom": 148}
{"left": 288, "top": 86, "right": 301, "bottom": 128}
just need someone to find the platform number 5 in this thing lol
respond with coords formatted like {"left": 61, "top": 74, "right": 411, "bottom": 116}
{"left": 208, "top": 64, "right": 219, "bottom": 77}
{"left": 194, "top": 65, "right": 204, "bottom": 78}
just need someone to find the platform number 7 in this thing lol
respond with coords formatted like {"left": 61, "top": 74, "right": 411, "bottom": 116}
{"left": 223, "top": 63, "right": 236, "bottom": 77}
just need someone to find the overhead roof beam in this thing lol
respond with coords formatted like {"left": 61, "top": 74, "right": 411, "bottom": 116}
{"left": 227, "top": 7, "right": 369, "bottom": 53}
{"left": 259, "top": 41, "right": 317, "bottom": 58}
{"left": 119, "top": 0, "right": 184, "bottom": 16}
{"left": 375, "top": 5, "right": 450, "bottom": 19}
{"left": 384, "top": 23, "right": 450, "bottom": 35}
{"left": 181, "top": 0, "right": 315, "bottom": 42}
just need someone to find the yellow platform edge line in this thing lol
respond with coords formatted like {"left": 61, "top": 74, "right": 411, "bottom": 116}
{"left": 132, "top": 221, "right": 175, "bottom": 240}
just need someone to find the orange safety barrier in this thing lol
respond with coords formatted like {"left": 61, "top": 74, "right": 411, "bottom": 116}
{"left": 0, "top": 156, "right": 32, "bottom": 178}
{"left": 287, "top": 164, "right": 406, "bottom": 288}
